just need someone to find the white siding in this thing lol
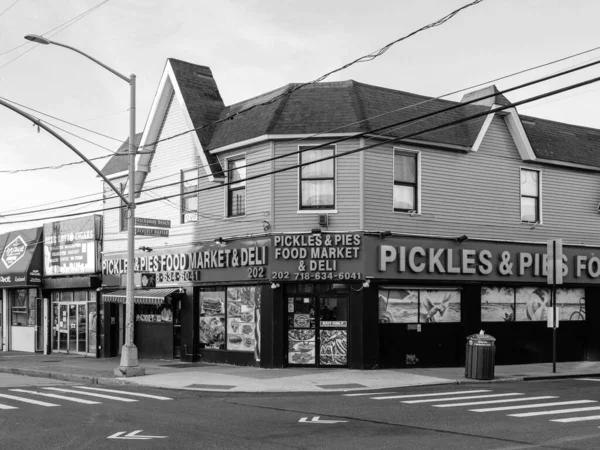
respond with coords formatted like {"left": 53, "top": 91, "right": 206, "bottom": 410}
{"left": 364, "top": 116, "right": 600, "bottom": 245}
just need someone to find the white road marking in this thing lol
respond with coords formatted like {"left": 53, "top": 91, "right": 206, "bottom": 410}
{"left": 371, "top": 390, "right": 491, "bottom": 400}
{"left": 552, "top": 415, "right": 600, "bottom": 423}
{"left": 11, "top": 389, "right": 101, "bottom": 404}
{"left": 510, "top": 406, "right": 600, "bottom": 417}
{"left": 575, "top": 378, "right": 600, "bottom": 382}
{"left": 0, "top": 393, "right": 58, "bottom": 407}
{"left": 343, "top": 392, "right": 398, "bottom": 397}
{"left": 434, "top": 396, "right": 558, "bottom": 407}
{"left": 72, "top": 386, "right": 172, "bottom": 400}
{"left": 42, "top": 387, "right": 137, "bottom": 402}
{"left": 403, "top": 393, "right": 523, "bottom": 404}
{"left": 0, "top": 403, "right": 17, "bottom": 410}
{"left": 471, "top": 400, "right": 596, "bottom": 412}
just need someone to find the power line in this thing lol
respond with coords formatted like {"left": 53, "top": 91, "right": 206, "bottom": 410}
{"left": 8, "top": 40, "right": 600, "bottom": 176}
{"left": 0, "top": 95, "right": 122, "bottom": 142}
{"left": 3, "top": 54, "right": 600, "bottom": 218}
{"left": 2, "top": 70, "right": 600, "bottom": 225}
{"left": 0, "top": 0, "right": 21, "bottom": 18}
{"left": 0, "top": 0, "right": 110, "bottom": 69}
{"left": 137, "top": 0, "right": 487, "bottom": 151}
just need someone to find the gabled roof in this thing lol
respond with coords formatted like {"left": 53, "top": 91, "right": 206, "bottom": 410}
{"left": 100, "top": 132, "right": 143, "bottom": 176}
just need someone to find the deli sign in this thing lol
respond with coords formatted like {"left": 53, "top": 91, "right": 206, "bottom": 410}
{"left": 367, "top": 235, "right": 600, "bottom": 284}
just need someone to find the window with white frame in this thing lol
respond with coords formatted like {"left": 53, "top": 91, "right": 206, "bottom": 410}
{"left": 227, "top": 157, "right": 246, "bottom": 217}
{"left": 181, "top": 169, "right": 198, "bottom": 223}
{"left": 299, "top": 145, "right": 335, "bottom": 209}
{"left": 521, "top": 169, "right": 540, "bottom": 223}
{"left": 393, "top": 150, "right": 418, "bottom": 212}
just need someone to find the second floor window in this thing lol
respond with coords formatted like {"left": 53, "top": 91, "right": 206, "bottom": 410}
{"left": 181, "top": 169, "right": 198, "bottom": 223}
{"left": 394, "top": 150, "right": 418, "bottom": 212}
{"left": 521, "top": 169, "right": 540, "bottom": 223}
{"left": 300, "top": 145, "right": 335, "bottom": 209}
{"left": 227, "top": 157, "right": 246, "bottom": 217}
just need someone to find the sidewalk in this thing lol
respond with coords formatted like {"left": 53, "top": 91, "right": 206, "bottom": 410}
{"left": 1, "top": 352, "right": 599, "bottom": 393}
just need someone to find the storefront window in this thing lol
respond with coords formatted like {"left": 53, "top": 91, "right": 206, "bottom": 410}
{"left": 135, "top": 301, "right": 173, "bottom": 323}
{"left": 482, "top": 286, "right": 585, "bottom": 322}
{"left": 199, "top": 286, "right": 261, "bottom": 353}
{"left": 10, "top": 289, "right": 36, "bottom": 327}
{"left": 378, "top": 288, "right": 461, "bottom": 323}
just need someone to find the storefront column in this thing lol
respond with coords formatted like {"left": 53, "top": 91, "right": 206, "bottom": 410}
{"left": 260, "top": 284, "right": 282, "bottom": 368}
{"left": 1, "top": 288, "right": 7, "bottom": 351}
{"left": 348, "top": 285, "right": 378, "bottom": 369}
{"left": 180, "top": 289, "right": 198, "bottom": 362}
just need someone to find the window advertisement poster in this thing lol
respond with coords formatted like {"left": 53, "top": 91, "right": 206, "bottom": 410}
{"left": 556, "top": 288, "right": 585, "bottom": 321}
{"left": 319, "top": 329, "right": 347, "bottom": 365}
{"left": 378, "top": 288, "right": 418, "bottom": 323}
{"left": 481, "top": 287, "right": 515, "bottom": 322}
{"left": 200, "top": 290, "right": 225, "bottom": 349}
{"left": 43, "top": 215, "right": 101, "bottom": 275}
{"left": 420, "top": 290, "right": 460, "bottom": 323}
{"left": 288, "top": 329, "right": 316, "bottom": 365}
{"left": 516, "top": 287, "right": 551, "bottom": 321}
{"left": 226, "top": 286, "right": 258, "bottom": 352}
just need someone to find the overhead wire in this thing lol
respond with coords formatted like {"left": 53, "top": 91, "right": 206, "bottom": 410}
{"left": 2, "top": 69, "right": 600, "bottom": 225}
{"left": 3, "top": 53, "right": 600, "bottom": 218}
{"left": 0, "top": 0, "right": 110, "bottom": 69}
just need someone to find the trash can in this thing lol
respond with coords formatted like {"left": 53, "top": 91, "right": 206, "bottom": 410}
{"left": 465, "top": 330, "right": 496, "bottom": 380}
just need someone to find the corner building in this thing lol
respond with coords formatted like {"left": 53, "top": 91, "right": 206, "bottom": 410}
{"left": 100, "top": 58, "right": 600, "bottom": 369}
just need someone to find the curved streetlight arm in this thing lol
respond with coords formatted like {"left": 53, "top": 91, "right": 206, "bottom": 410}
{"left": 34, "top": 37, "right": 130, "bottom": 84}
{"left": 0, "top": 97, "right": 130, "bottom": 206}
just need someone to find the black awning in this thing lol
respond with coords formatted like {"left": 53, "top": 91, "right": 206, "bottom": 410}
{"left": 0, "top": 227, "right": 43, "bottom": 287}
{"left": 102, "top": 288, "right": 179, "bottom": 305}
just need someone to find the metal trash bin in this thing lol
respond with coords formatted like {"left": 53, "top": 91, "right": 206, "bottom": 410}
{"left": 465, "top": 330, "right": 496, "bottom": 380}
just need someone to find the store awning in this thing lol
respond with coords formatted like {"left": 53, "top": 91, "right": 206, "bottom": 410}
{"left": 102, "top": 288, "right": 180, "bottom": 305}
{"left": 0, "top": 227, "right": 43, "bottom": 287}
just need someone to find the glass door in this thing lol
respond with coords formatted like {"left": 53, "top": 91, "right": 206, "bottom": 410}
{"left": 287, "top": 296, "right": 317, "bottom": 366}
{"left": 318, "top": 296, "right": 348, "bottom": 366}
{"left": 57, "top": 304, "right": 68, "bottom": 351}
{"left": 78, "top": 303, "right": 87, "bottom": 353}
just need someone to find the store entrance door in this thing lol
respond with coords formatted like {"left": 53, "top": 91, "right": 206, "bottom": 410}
{"left": 52, "top": 302, "right": 90, "bottom": 355}
{"left": 286, "top": 291, "right": 349, "bottom": 367}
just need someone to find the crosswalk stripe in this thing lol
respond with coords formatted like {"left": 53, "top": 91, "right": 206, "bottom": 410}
{"left": 552, "top": 415, "right": 600, "bottom": 423}
{"left": 42, "top": 387, "right": 137, "bottom": 402}
{"left": 470, "top": 400, "right": 596, "bottom": 412}
{"left": 10, "top": 389, "right": 101, "bottom": 404}
{"left": 0, "top": 403, "right": 18, "bottom": 410}
{"left": 575, "top": 378, "right": 600, "bottom": 382}
{"left": 344, "top": 392, "right": 398, "bottom": 397}
{"left": 372, "top": 390, "right": 491, "bottom": 400}
{"left": 433, "top": 396, "right": 558, "bottom": 407}
{"left": 403, "top": 393, "right": 523, "bottom": 404}
{"left": 71, "top": 386, "right": 172, "bottom": 400}
{"left": 510, "top": 406, "right": 600, "bottom": 417}
{"left": 0, "top": 393, "right": 58, "bottom": 407}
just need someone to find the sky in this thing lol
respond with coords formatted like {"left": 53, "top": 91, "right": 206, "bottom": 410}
{"left": 0, "top": 0, "right": 599, "bottom": 234}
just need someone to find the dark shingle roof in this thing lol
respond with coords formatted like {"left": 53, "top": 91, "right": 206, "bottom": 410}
{"left": 206, "top": 80, "right": 489, "bottom": 151}
{"left": 521, "top": 115, "right": 600, "bottom": 167}
{"left": 100, "top": 132, "right": 143, "bottom": 176}
{"left": 168, "top": 59, "right": 225, "bottom": 176}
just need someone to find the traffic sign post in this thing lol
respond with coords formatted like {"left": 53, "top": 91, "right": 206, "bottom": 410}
{"left": 547, "top": 239, "right": 563, "bottom": 374}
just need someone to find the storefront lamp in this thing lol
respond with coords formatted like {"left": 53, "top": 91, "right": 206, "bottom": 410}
{"left": 456, "top": 234, "right": 469, "bottom": 243}
{"left": 25, "top": 33, "right": 143, "bottom": 377}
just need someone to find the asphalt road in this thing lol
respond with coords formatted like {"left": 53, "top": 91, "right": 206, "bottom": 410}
{"left": 1, "top": 374, "right": 600, "bottom": 449}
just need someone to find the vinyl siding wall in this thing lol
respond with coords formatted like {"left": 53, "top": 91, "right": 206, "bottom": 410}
{"left": 103, "top": 98, "right": 274, "bottom": 255}
{"left": 272, "top": 139, "right": 361, "bottom": 231}
{"left": 365, "top": 116, "right": 600, "bottom": 245}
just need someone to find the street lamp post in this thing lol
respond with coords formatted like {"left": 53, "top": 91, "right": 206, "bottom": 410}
{"left": 25, "top": 34, "right": 144, "bottom": 376}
